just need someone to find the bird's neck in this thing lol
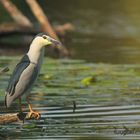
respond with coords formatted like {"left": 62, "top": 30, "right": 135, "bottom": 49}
{"left": 27, "top": 44, "right": 45, "bottom": 66}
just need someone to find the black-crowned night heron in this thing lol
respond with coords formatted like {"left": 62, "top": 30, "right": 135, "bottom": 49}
{"left": 5, "top": 33, "right": 62, "bottom": 119}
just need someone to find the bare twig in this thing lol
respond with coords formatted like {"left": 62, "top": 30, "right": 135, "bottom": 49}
{"left": 0, "top": 67, "right": 9, "bottom": 74}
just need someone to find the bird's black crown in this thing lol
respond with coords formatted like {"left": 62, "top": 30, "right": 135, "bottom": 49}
{"left": 35, "top": 33, "right": 47, "bottom": 38}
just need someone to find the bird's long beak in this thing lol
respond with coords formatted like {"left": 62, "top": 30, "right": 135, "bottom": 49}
{"left": 46, "top": 36, "right": 69, "bottom": 57}
{"left": 48, "top": 37, "right": 62, "bottom": 49}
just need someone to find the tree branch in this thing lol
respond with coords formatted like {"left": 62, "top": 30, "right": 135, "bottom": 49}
{"left": 25, "top": 0, "right": 58, "bottom": 39}
{"left": 0, "top": 0, "right": 32, "bottom": 27}
{"left": 25, "top": 0, "right": 69, "bottom": 57}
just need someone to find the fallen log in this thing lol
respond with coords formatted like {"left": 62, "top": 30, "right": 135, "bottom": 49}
{"left": 0, "top": 113, "right": 19, "bottom": 124}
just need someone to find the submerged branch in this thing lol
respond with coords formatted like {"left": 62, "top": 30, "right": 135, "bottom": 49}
{"left": 0, "top": 113, "right": 18, "bottom": 124}
{"left": 0, "top": 112, "right": 40, "bottom": 124}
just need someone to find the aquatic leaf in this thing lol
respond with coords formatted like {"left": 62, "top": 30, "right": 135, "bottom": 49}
{"left": 81, "top": 76, "right": 96, "bottom": 86}
{"left": 22, "top": 123, "right": 36, "bottom": 129}
{"left": 43, "top": 74, "right": 53, "bottom": 80}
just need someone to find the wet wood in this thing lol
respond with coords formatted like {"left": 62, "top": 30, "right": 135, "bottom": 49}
{"left": 0, "top": 112, "right": 41, "bottom": 124}
{"left": 0, "top": 0, "right": 32, "bottom": 27}
{"left": 0, "top": 113, "right": 18, "bottom": 124}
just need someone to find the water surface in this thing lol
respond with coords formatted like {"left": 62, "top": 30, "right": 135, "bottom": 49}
{"left": 0, "top": 57, "right": 140, "bottom": 139}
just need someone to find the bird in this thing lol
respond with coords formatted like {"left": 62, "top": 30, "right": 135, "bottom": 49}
{"left": 5, "top": 33, "right": 62, "bottom": 119}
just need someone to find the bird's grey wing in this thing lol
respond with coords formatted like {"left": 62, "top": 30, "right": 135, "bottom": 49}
{"left": 6, "top": 54, "right": 30, "bottom": 96}
{"left": 5, "top": 58, "right": 39, "bottom": 108}
{"left": 21, "top": 64, "right": 39, "bottom": 94}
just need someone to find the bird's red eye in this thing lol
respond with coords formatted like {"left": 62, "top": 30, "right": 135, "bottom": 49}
{"left": 42, "top": 35, "right": 47, "bottom": 39}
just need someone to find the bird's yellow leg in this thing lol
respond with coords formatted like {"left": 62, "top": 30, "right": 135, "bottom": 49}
{"left": 17, "top": 97, "right": 27, "bottom": 122}
{"left": 26, "top": 96, "right": 40, "bottom": 119}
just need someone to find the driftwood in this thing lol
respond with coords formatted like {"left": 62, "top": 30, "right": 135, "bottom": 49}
{"left": 0, "top": 112, "right": 40, "bottom": 124}
{"left": 0, "top": 113, "right": 18, "bottom": 124}
{"left": 0, "top": 0, "right": 32, "bottom": 27}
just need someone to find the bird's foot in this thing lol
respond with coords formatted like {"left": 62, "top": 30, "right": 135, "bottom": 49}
{"left": 17, "top": 112, "right": 26, "bottom": 121}
{"left": 27, "top": 111, "right": 41, "bottom": 119}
